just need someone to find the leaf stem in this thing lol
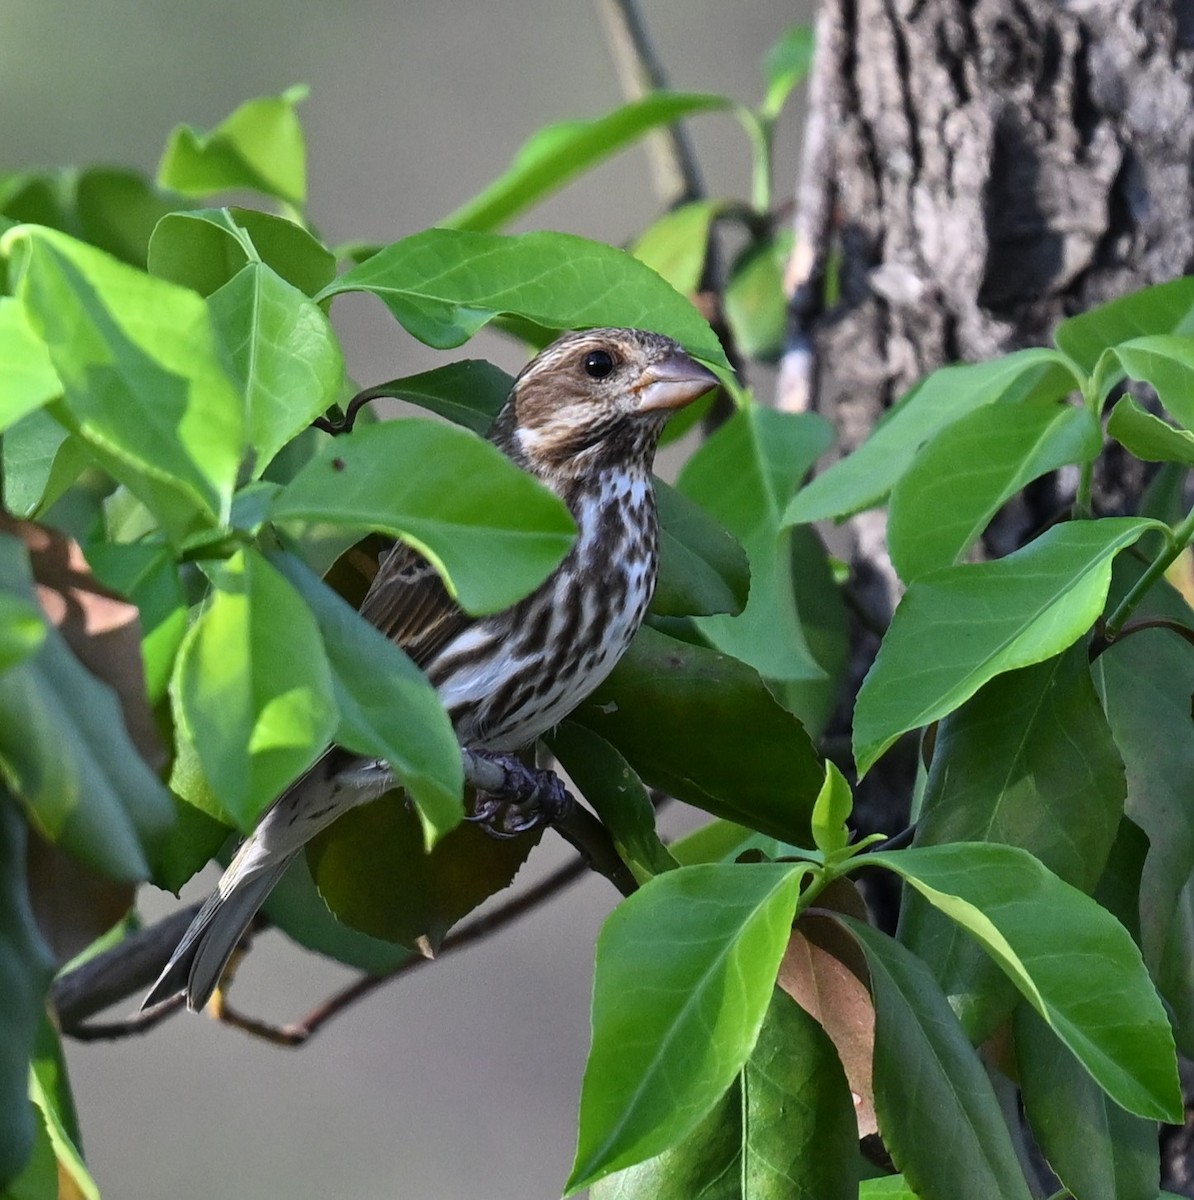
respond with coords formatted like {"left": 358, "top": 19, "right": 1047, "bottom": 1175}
{"left": 1104, "top": 505, "right": 1194, "bottom": 638}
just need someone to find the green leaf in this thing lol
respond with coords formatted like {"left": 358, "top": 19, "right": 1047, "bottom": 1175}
{"left": 74, "top": 167, "right": 180, "bottom": 268}
{"left": 785, "top": 349, "right": 1079, "bottom": 525}
{"left": 208, "top": 263, "right": 345, "bottom": 476}
{"left": 1014, "top": 1004, "right": 1159, "bottom": 1200}
{"left": 888, "top": 400, "right": 1102, "bottom": 580}
{"left": 723, "top": 236, "right": 789, "bottom": 361}
{"left": 812, "top": 762, "right": 852, "bottom": 856}
{"left": 0, "top": 299, "right": 60, "bottom": 433}
{"left": 761, "top": 25, "right": 815, "bottom": 118}
{"left": 0, "top": 537, "right": 173, "bottom": 881}
{"left": 0, "top": 794, "right": 54, "bottom": 1189}
{"left": 272, "top": 553, "right": 463, "bottom": 847}
{"left": 632, "top": 200, "right": 724, "bottom": 295}
{"left": 573, "top": 625, "right": 823, "bottom": 846}
{"left": 1107, "top": 334, "right": 1194, "bottom": 430}
{"left": 2, "top": 411, "right": 72, "bottom": 519}
{"left": 591, "top": 988, "right": 858, "bottom": 1200}
{"left": 360, "top": 360, "right": 514, "bottom": 435}
{"left": 898, "top": 648, "right": 1126, "bottom": 1042}
{"left": 853, "top": 518, "right": 1159, "bottom": 775}
{"left": 157, "top": 86, "right": 308, "bottom": 206}
{"left": 27, "top": 1020, "right": 95, "bottom": 1200}
{"left": 0, "top": 596, "right": 44, "bottom": 676}
{"left": 678, "top": 406, "right": 832, "bottom": 681}
{"left": 1107, "top": 393, "right": 1194, "bottom": 465}
{"left": 442, "top": 93, "right": 734, "bottom": 233}
{"left": 858, "top": 1179, "right": 919, "bottom": 1200}
{"left": 261, "top": 851, "right": 413, "bottom": 974}
{"left": 548, "top": 722, "right": 676, "bottom": 878}
{"left": 271, "top": 419, "right": 575, "bottom": 614}
{"left": 2, "top": 224, "right": 243, "bottom": 538}
{"left": 568, "top": 862, "right": 806, "bottom": 1191}
{"left": 1092, "top": 571, "right": 1194, "bottom": 972}
{"left": 173, "top": 547, "right": 337, "bottom": 828}
{"left": 869, "top": 843, "right": 1181, "bottom": 1121}
{"left": 1055, "top": 276, "right": 1194, "bottom": 374}
{"left": 317, "top": 228, "right": 731, "bottom": 371}
{"left": 148, "top": 207, "right": 336, "bottom": 298}
{"left": 841, "top": 918, "right": 1033, "bottom": 1200}
{"left": 653, "top": 478, "right": 750, "bottom": 618}
{"left": 669, "top": 819, "right": 801, "bottom": 867}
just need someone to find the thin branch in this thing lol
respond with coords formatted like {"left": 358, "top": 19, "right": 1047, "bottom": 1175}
{"left": 594, "top": 0, "right": 705, "bottom": 206}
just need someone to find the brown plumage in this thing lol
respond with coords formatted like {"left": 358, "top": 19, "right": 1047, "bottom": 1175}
{"left": 144, "top": 328, "right": 718, "bottom": 1011}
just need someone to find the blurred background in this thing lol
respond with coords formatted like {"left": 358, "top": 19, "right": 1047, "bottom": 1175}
{"left": 2, "top": 1, "right": 814, "bottom": 1196}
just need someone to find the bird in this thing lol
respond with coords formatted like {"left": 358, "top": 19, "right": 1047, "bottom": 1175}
{"left": 143, "top": 327, "right": 719, "bottom": 1011}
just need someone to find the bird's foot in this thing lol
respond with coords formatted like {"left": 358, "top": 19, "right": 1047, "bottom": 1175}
{"left": 465, "top": 751, "right": 572, "bottom": 839}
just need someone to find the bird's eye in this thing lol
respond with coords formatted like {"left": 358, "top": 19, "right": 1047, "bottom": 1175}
{"left": 583, "top": 349, "right": 615, "bottom": 379}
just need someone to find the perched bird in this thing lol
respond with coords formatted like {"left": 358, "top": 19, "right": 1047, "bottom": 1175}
{"left": 144, "top": 327, "right": 718, "bottom": 1011}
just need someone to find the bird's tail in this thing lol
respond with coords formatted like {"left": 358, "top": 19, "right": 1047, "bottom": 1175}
{"left": 143, "top": 752, "right": 383, "bottom": 1012}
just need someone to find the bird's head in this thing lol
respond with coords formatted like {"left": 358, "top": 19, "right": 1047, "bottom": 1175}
{"left": 490, "top": 328, "right": 720, "bottom": 477}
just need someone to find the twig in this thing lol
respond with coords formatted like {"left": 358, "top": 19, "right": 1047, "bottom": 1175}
{"left": 594, "top": 0, "right": 705, "bottom": 206}
{"left": 311, "top": 383, "right": 398, "bottom": 435}
{"left": 66, "top": 995, "right": 185, "bottom": 1042}
{"left": 1089, "top": 615, "right": 1194, "bottom": 662}
{"left": 206, "top": 858, "right": 588, "bottom": 1047}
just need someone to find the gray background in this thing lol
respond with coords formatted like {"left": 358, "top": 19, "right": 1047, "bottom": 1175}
{"left": 3, "top": 2, "right": 811, "bottom": 1196}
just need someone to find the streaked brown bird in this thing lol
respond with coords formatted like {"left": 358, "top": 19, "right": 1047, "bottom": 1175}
{"left": 144, "top": 327, "right": 718, "bottom": 1011}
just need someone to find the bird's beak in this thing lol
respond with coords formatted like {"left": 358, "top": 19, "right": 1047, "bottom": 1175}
{"left": 634, "top": 353, "right": 720, "bottom": 413}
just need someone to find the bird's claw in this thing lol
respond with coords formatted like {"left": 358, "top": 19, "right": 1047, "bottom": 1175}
{"left": 466, "top": 753, "right": 572, "bottom": 839}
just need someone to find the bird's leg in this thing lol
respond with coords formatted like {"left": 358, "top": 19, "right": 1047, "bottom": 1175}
{"left": 464, "top": 751, "right": 573, "bottom": 839}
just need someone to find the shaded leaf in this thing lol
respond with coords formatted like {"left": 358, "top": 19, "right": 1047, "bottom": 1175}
{"left": 362, "top": 360, "right": 514, "bottom": 435}
{"left": 2, "top": 411, "right": 73, "bottom": 519}
{"left": 841, "top": 917, "right": 1032, "bottom": 1200}
{"left": 853, "top": 518, "right": 1159, "bottom": 774}
{"left": 632, "top": 200, "right": 724, "bottom": 295}
{"left": 1107, "top": 393, "right": 1194, "bottom": 465}
{"left": 723, "top": 236, "right": 788, "bottom": 361}
{"left": 271, "top": 418, "right": 575, "bottom": 614}
{"left": 74, "top": 167, "right": 180, "bottom": 267}
{"left": 568, "top": 863, "right": 806, "bottom": 1191}
{"left": 573, "top": 625, "right": 823, "bottom": 846}
{"left": 1108, "top": 334, "right": 1194, "bottom": 432}
{"left": 27, "top": 1019, "right": 95, "bottom": 1200}
{"left": 317, "top": 228, "right": 731, "bottom": 371}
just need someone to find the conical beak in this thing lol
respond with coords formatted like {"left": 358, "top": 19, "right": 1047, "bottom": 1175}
{"left": 634, "top": 353, "right": 720, "bottom": 413}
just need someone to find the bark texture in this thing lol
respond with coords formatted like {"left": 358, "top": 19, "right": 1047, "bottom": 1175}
{"left": 786, "top": 3, "right": 1194, "bottom": 1189}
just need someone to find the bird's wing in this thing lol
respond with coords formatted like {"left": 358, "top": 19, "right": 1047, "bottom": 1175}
{"left": 357, "top": 538, "right": 474, "bottom": 670}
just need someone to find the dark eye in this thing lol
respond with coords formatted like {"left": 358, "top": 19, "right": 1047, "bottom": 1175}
{"left": 583, "top": 349, "right": 615, "bottom": 379}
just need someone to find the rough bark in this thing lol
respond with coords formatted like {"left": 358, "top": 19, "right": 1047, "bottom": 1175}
{"left": 786, "top": 2, "right": 1194, "bottom": 1189}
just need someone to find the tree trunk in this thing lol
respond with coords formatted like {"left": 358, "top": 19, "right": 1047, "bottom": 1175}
{"left": 784, "top": 0, "right": 1194, "bottom": 1189}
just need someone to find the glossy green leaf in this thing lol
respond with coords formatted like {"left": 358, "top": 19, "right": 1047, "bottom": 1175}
{"left": 591, "top": 988, "right": 857, "bottom": 1200}
{"left": 0, "top": 299, "right": 59, "bottom": 432}
{"left": 1107, "top": 394, "right": 1194, "bottom": 465}
{"left": 761, "top": 25, "right": 814, "bottom": 117}
{"left": 148, "top": 207, "right": 336, "bottom": 298}
{"left": 888, "top": 400, "right": 1102, "bottom": 580}
{"left": 2, "top": 224, "right": 243, "bottom": 538}
{"left": 209, "top": 263, "right": 344, "bottom": 475}
{"left": 1055, "top": 276, "right": 1194, "bottom": 374}
{"left": 317, "top": 228, "right": 731, "bottom": 371}
{"left": 442, "top": 93, "right": 733, "bottom": 233}
{"left": 1014, "top": 1004, "right": 1159, "bottom": 1200}
{"left": 548, "top": 722, "right": 675, "bottom": 878}
{"left": 653, "top": 478, "right": 750, "bottom": 618}
{"left": 869, "top": 844, "right": 1181, "bottom": 1120}
{"left": 262, "top": 851, "right": 413, "bottom": 975}
{"left": 1108, "top": 334, "right": 1194, "bottom": 430}
{"left": 0, "top": 794, "right": 54, "bottom": 1189}
{"left": 899, "top": 648, "right": 1125, "bottom": 1041}
{"left": 157, "top": 85, "right": 308, "bottom": 206}
{"left": 272, "top": 419, "right": 575, "bottom": 614}
{"left": 173, "top": 547, "right": 337, "bottom": 828}
{"left": 785, "top": 349, "right": 1079, "bottom": 525}
{"left": 854, "top": 518, "right": 1159, "bottom": 774}
{"left": 0, "top": 537, "right": 173, "bottom": 881}
{"left": 573, "top": 625, "right": 823, "bottom": 846}
{"left": 74, "top": 167, "right": 180, "bottom": 267}
{"left": 273, "top": 553, "right": 463, "bottom": 847}
{"left": 678, "top": 406, "right": 831, "bottom": 680}
{"left": 568, "top": 862, "right": 806, "bottom": 1191}
{"left": 1093, "top": 572, "right": 1194, "bottom": 971}
{"left": 724, "top": 237, "right": 788, "bottom": 361}
{"left": 308, "top": 792, "right": 539, "bottom": 951}
{"left": 842, "top": 918, "right": 1032, "bottom": 1200}
{"left": 812, "top": 762, "right": 852, "bottom": 856}
{"left": 361, "top": 360, "right": 514, "bottom": 435}
{"left": 631, "top": 200, "right": 724, "bottom": 295}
